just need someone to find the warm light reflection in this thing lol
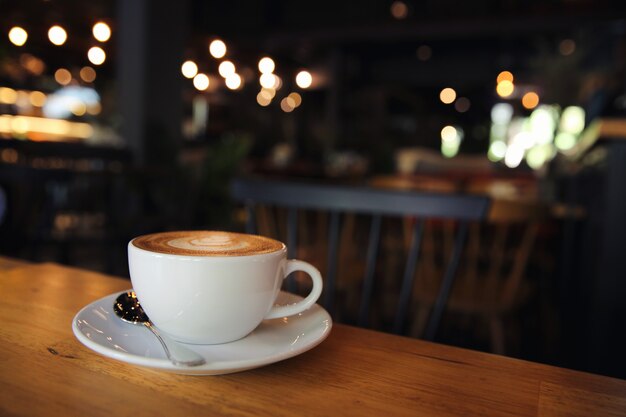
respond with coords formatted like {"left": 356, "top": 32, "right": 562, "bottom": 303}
{"left": 256, "top": 92, "right": 271, "bottom": 107}
{"left": 522, "top": 92, "right": 539, "bottom": 109}
{"left": 209, "top": 39, "right": 227, "bottom": 59}
{"left": 16, "top": 90, "right": 29, "bottom": 107}
{"left": 295, "top": 71, "right": 312, "bottom": 89}
{"left": 280, "top": 97, "right": 295, "bottom": 112}
{"left": 260, "top": 73, "right": 276, "bottom": 89}
{"left": 80, "top": 66, "right": 96, "bottom": 83}
{"left": 193, "top": 73, "right": 209, "bottom": 91}
{"left": 20, "top": 54, "right": 45, "bottom": 75}
{"left": 496, "top": 71, "right": 514, "bottom": 83}
{"left": 88, "top": 47, "right": 106, "bottom": 65}
{"left": 87, "top": 102, "right": 102, "bottom": 115}
{"left": 288, "top": 92, "right": 302, "bottom": 107}
{"left": 496, "top": 80, "right": 514, "bottom": 97}
{"left": 8, "top": 27, "right": 28, "bottom": 46}
{"left": 218, "top": 61, "right": 236, "bottom": 78}
{"left": 29, "top": 91, "right": 46, "bottom": 107}
{"left": 272, "top": 74, "right": 282, "bottom": 89}
{"left": 225, "top": 73, "right": 242, "bottom": 90}
{"left": 0, "top": 87, "right": 18, "bottom": 104}
{"left": 71, "top": 102, "right": 87, "bottom": 116}
{"left": 181, "top": 60, "right": 198, "bottom": 78}
{"left": 48, "top": 25, "right": 67, "bottom": 46}
{"left": 258, "top": 57, "right": 275, "bottom": 74}
{"left": 390, "top": 1, "right": 408, "bottom": 19}
{"left": 92, "top": 22, "right": 111, "bottom": 42}
{"left": 439, "top": 87, "right": 456, "bottom": 104}
{"left": 0, "top": 115, "right": 93, "bottom": 139}
{"left": 55, "top": 68, "right": 72, "bottom": 86}
{"left": 1, "top": 148, "right": 18, "bottom": 163}
{"left": 261, "top": 87, "right": 276, "bottom": 99}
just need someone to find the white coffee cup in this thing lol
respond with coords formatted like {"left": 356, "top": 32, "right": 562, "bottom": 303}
{"left": 128, "top": 231, "right": 323, "bottom": 344}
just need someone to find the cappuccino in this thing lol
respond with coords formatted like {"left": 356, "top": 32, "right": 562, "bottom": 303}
{"left": 128, "top": 230, "right": 323, "bottom": 344}
{"left": 132, "top": 231, "right": 284, "bottom": 257}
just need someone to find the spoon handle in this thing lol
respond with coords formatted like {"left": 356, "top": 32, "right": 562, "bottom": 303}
{"left": 144, "top": 322, "right": 206, "bottom": 367}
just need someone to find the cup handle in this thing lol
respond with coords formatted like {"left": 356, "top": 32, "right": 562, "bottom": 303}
{"left": 264, "top": 259, "right": 323, "bottom": 320}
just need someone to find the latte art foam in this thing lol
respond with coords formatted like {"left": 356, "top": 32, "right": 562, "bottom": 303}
{"left": 132, "top": 231, "right": 284, "bottom": 256}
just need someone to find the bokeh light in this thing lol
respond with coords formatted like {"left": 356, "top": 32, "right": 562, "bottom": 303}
{"left": 88, "top": 47, "right": 106, "bottom": 65}
{"left": 441, "top": 125, "right": 463, "bottom": 158}
{"left": 504, "top": 143, "right": 525, "bottom": 168}
{"left": 555, "top": 132, "right": 577, "bottom": 150}
{"left": 29, "top": 91, "right": 47, "bottom": 107}
{"left": 522, "top": 92, "right": 539, "bottom": 109}
{"left": 48, "top": 25, "right": 67, "bottom": 46}
{"left": 288, "top": 92, "right": 302, "bottom": 107}
{"left": 80, "top": 66, "right": 96, "bottom": 83}
{"left": 439, "top": 87, "right": 456, "bottom": 104}
{"left": 225, "top": 73, "right": 242, "bottom": 90}
{"left": 209, "top": 39, "right": 227, "bottom": 59}
{"left": 496, "top": 80, "right": 514, "bottom": 97}
{"left": 295, "top": 71, "right": 313, "bottom": 89}
{"left": 261, "top": 88, "right": 276, "bottom": 99}
{"left": 218, "top": 61, "right": 236, "bottom": 78}
{"left": 20, "top": 54, "right": 45, "bottom": 75}
{"left": 258, "top": 57, "right": 275, "bottom": 74}
{"left": 280, "top": 97, "right": 295, "bottom": 112}
{"left": 416, "top": 45, "right": 432, "bottom": 61}
{"left": 496, "top": 71, "right": 514, "bottom": 83}
{"left": 193, "top": 73, "right": 209, "bottom": 91}
{"left": 257, "top": 92, "right": 271, "bottom": 107}
{"left": 92, "top": 22, "right": 111, "bottom": 42}
{"left": 260, "top": 73, "right": 277, "bottom": 89}
{"left": 491, "top": 103, "right": 514, "bottom": 125}
{"left": 488, "top": 141, "right": 507, "bottom": 162}
{"left": 559, "top": 39, "right": 576, "bottom": 56}
{"left": 560, "top": 106, "right": 585, "bottom": 134}
{"left": 8, "top": 27, "right": 28, "bottom": 46}
{"left": 441, "top": 125, "right": 458, "bottom": 142}
{"left": 54, "top": 68, "right": 72, "bottom": 86}
{"left": 0, "top": 87, "right": 18, "bottom": 104}
{"left": 181, "top": 60, "right": 198, "bottom": 79}
{"left": 455, "top": 97, "right": 471, "bottom": 113}
{"left": 390, "top": 1, "right": 408, "bottom": 19}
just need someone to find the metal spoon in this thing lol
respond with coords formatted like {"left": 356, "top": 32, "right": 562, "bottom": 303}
{"left": 113, "top": 291, "right": 206, "bottom": 367}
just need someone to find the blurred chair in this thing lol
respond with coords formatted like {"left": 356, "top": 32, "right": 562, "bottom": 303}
{"left": 371, "top": 174, "right": 548, "bottom": 354}
{"left": 230, "top": 176, "right": 491, "bottom": 343}
{"left": 407, "top": 199, "right": 547, "bottom": 354}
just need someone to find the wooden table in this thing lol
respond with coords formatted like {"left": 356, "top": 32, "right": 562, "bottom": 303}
{"left": 1, "top": 261, "right": 626, "bottom": 417}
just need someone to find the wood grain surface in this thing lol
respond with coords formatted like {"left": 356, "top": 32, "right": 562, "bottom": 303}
{"left": 1, "top": 262, "right": 625, "bottom": 417}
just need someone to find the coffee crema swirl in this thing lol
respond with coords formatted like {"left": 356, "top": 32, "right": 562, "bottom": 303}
{"left": 132, "top": 231, "right": 284, "bottom": 256}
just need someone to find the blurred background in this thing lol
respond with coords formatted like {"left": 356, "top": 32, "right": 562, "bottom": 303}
{"left": 1, "top": 0, "right": 626, "bottom": 378}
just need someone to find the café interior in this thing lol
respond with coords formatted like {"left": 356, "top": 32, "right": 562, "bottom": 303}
{"left": 1, "top": 0, "right": 626, "bottom": 382}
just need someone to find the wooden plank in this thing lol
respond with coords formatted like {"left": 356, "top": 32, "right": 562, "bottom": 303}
{"left": 1, "top": 263, "right": 625, "bottom": 417}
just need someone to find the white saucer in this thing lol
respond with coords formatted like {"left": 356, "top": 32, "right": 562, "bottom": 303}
{"left": 72, "top": 290, "right": 332, "bottom": 375}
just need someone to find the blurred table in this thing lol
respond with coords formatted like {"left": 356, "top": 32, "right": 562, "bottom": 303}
{"left": 1, "top": 262, "right": 625, "bottom": 417}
